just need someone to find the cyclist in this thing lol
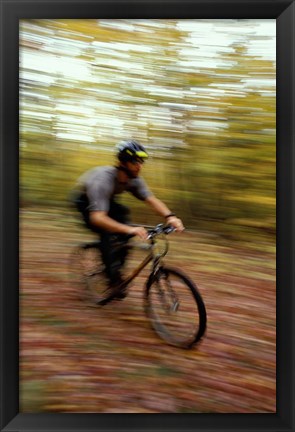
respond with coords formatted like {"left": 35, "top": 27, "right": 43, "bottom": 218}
{"left": 72, "top": 139, "right": 184, "bottom": 298}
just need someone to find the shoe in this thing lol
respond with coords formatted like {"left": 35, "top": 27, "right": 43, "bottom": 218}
{"left": 109, "top": 277, "right": 128, "bottom": 300}
{"left": 115, "top": 286, "right": 128, "bottom": 299}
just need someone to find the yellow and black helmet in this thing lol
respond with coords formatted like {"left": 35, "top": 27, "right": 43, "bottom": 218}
{"left": 117, "top": 140, "right": 148, "bottom": 163}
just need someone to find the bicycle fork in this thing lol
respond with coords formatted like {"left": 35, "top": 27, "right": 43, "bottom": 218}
{"left": 151, "top": 266, "right": 180, "bottom": 314}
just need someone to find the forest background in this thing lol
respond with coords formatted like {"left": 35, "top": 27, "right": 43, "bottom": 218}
{"left": 19, "top": 19, "right": 276, "bottom": 243}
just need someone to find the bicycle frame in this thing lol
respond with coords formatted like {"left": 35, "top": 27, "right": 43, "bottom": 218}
{"left": 120, "top": 234, "right": 169, "bottom": 287}
{"left": 72, "top": 223, "right": 207, "bottom": 348}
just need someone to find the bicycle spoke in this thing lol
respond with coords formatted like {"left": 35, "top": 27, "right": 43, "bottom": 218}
{"left": 69, "top": 244, "right": 112, "bottom": 305}
{"left": 146, "top": 267, "right": 206, "bottom": 348}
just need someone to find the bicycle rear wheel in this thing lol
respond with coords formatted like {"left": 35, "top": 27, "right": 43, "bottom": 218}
{"left": 145, "top": 266, "right": 207, "bottom": 348}
{"left": 69, "top": 242, "right": 113, "bottom": 305}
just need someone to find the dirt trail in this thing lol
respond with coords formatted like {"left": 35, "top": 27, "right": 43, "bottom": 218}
{"left": 20, "top": 209, "right": 276, "bottom": 413}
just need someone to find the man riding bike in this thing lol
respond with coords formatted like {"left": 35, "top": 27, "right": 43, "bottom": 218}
{"left": 72, "top": 139, "right": 184, "bottom": 298}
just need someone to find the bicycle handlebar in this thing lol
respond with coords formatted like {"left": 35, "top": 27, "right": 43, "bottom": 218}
{"left": 147, "top": 224, "right": 175, "bottom": 239}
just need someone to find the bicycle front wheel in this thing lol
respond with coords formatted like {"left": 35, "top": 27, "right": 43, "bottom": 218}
{"left": 145, "top": 266, "right": 207, "bottom": 348}
{"left": 69, "top": 242, "right": 112, "bottom": 305}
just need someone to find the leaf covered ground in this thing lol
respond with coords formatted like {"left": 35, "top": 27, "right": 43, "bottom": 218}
{"left": 19, "top": 209, "right": 276, "bottom": 413}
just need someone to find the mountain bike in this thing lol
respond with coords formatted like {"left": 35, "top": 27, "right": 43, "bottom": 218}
{"left": 69, "top": 224, "right": 207, "bottom": 348}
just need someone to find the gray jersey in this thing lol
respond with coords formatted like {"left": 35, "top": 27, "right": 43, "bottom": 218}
{"left": 77, "top": 166, "right": 152, "bottom": 212}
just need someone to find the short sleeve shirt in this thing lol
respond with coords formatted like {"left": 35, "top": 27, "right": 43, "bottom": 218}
{"left": 78, "top": 166, "right": 152, "bottom": 212}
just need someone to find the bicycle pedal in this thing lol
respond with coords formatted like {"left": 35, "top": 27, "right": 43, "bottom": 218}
{"left": 95, "top": 297, "right": 113, "bottom": 306}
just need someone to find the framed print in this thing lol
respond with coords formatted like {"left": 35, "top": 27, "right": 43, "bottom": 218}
{"left": 1, "top": 0, "right": 294, "bottom": 431}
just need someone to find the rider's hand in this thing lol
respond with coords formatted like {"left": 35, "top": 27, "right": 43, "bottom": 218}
{"left": 128, "top": 226, "right": 148, "bottom": 240}
{"left": 166, "top": 216, "right": 185, "bottom": 232}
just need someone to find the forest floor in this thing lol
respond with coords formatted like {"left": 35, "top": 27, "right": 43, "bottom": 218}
{"left": 20, "top": 208, "right": 276, "bottom": 413}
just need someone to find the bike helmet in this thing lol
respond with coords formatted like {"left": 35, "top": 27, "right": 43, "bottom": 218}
{"left": 117, "top": 140, "right": 148, "bottom": 163}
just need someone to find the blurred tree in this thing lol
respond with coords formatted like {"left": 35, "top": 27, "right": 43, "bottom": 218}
{"left": 19, "top": 19, "right": 275, "bottom": 239}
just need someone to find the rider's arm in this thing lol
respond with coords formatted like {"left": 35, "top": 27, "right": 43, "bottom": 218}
{"left": 144, "top": 195, "right": 172, "bottom": 217}
{"left": 89, "top": 211, "right": 147, "bottom": 239}
{"left": 144, "top": 196, "right": 184, "bottom": 232}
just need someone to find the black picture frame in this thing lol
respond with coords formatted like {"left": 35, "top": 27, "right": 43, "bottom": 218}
{"left": 1, "top": 0, "right": 294, "bottom": 431}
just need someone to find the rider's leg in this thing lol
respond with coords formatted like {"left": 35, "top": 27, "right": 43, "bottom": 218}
{"left": 108, "top": 201, "right": 131, "bottom": 268}
{"left": 99, "top": 232, "right": 123, "bottom": 285}
{"left": 82, "top": 201, "right": 131, "bottom": 296}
